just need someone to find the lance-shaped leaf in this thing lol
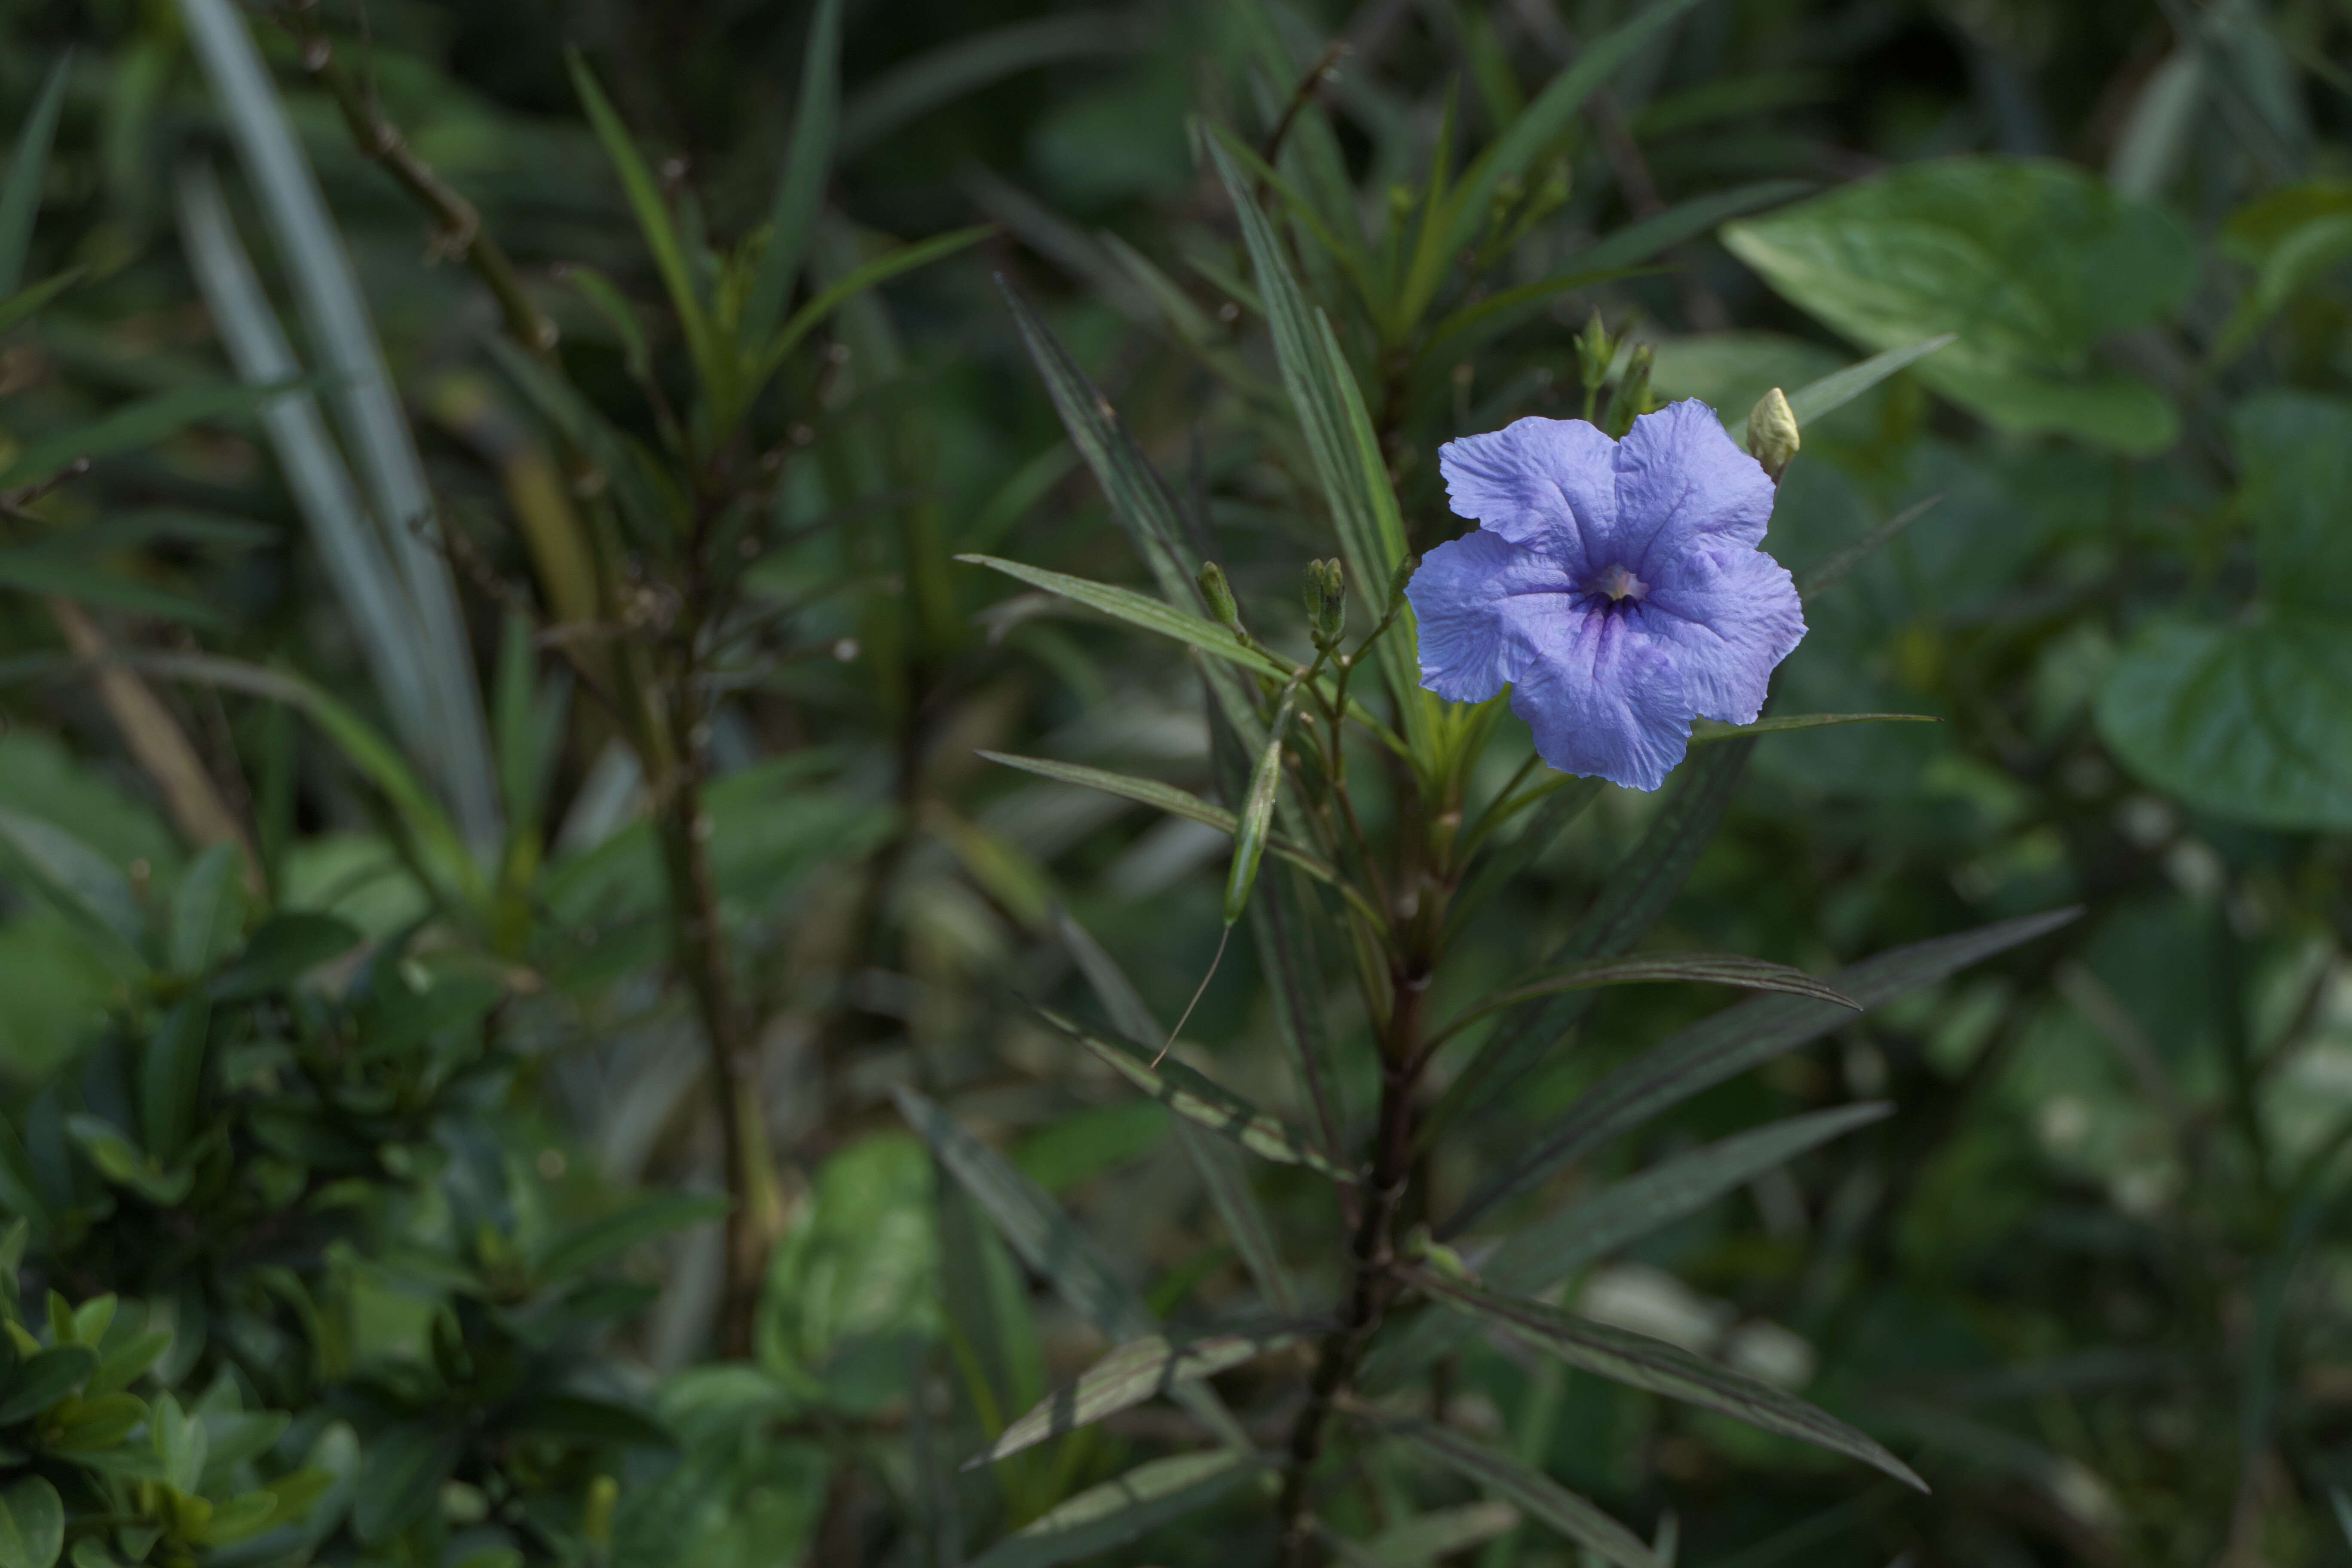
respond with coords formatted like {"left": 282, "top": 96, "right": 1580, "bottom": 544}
{"left": 1421, "top": 1274, "right": 1926, "bottom": 1491}
{"left": 1362, "top": 1502, "right": 1522, "bottom": 1567}
{"left": 1035, "top": 1008, "right": 1347, "bottom": 1179}
{"left": 740, "top": 0, "right": 842, "bottom": 348}
{"left": 961, "top": 555, "right": 1291, "bottom": 680}
{"left": 1690, "top": 713, "right": 1938, "bottom": 744}
{"left": 1054, "top": 909, "right": 1301, "bottom": 1316}
{"left": 1427, "top": 738, "right": 1756, "bottom": 1142}
{"left": 968, "top": 1327, "right": 1301, "bottom": 1468}
{"left": 0, "top": 807, "right": 144, "bottom": 956}
{"left": 980, "top": 753, "right": 1346, "bottom": 892}
{"left": 891, "top": 1086, "right": 1247, "bottom": 1448}
{"left": 1362, "top": 1409, "right": 1660, "bottom": 1568}
{"left": 1224, "top": 678, "right": 1301, "bottom": 925}
{"left": 1725, "top": 335, "right": 1955, "bottom": 448}
{"left": 1366, "top": 1104, "right": 1889, "bottom": 1389}
{"left": 1430, "top": 953, "right": 1858, "bottom": 1046}
{"left": 1443, "top": 909, "right": 2078, "bottom": 1237}
{"left": 968, "top": 1448, "right": 1265, "bottom": 1568}
{"left": 0, "top": 57, "right": 71, "bottom": 298}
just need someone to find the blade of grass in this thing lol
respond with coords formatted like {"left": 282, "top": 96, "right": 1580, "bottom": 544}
{"left": 0, "top": 56, "right": 71, "bottom": 297}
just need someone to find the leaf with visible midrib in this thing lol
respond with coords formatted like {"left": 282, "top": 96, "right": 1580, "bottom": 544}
{"left": 967, "top": 1328, "right": 1300, "bottom": 1468}
{"left": 1422, "top": 1274, "right": 1926, "bottom": 1490}
{"left": 1366, "top": 1412, "right": 1661, "bottom": 1568}
{"left": 968, "top": 1449, "right": 1264, "bottom": 1568}
{"left": 1722, "top": 157, "right": 2193, "bottom": 453}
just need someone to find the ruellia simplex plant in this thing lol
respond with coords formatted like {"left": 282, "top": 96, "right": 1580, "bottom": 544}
{"left": 897, "top": 64, "right": 2080, "bottom": 1566}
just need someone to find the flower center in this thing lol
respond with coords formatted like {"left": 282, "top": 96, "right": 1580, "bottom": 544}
{"left": 1587, "top": 563, "right": 1649, "bottom": 603}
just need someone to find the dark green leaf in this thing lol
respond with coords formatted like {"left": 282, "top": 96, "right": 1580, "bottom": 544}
{"left": 0, "top": 58, "right": 70, "bottom": 299}
{"left": 0, "top": 1346, "right": 95, "bottom": 1424}
{"left": 0, "top": 383, "right": 292, "bottom": 490}
{"left": 1367, "top": 1411, "right": 1660, "bottom": 1568}
{"left": 741, "top": 0, "right": 843, "bottom": 349}
{"left": 0, "top": 1476, "right": 62, "bottom": 1568}
{"left": 351, "top": 1424, "right": 460, "bottom": 1545}
{"left": 1443, "top": 909, "right": 2077, "bottom": 1236}
{"left": 978, "top": 753, "right": 1343, "bottom": 890}
{"left": 138, "top": 999, "right": 208, "bottom": 1167}
{"left": 959, "top": 557, "right": 1290, "bottom": 680}
{"left": 534, "top": 1193, "right": 731, "bottom": 1283}
{"left": 968, "top": 1328, "right": 1299, "bottom": 1468}
{"left": 208, "top": 914, "right": 361, "bottom": 1001}
{"left": 1690, "top": 713, "right": 1938, "bottom": 743}
{"left": 505, "top": 1395, "right": 674, "bottom": 1449}
{"left": 966, "top": 1449, "right": 1264, "bottom": 1568}
{"left": 1421, "top": 1275, "right": 1924, "bottom": 1489}
{"left": 0, "top": 806, "right": 144, "bottom": 955}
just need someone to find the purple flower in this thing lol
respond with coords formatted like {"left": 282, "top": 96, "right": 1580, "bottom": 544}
{"left": 1405, "top": 401, "right": 1805, "bottom": 792}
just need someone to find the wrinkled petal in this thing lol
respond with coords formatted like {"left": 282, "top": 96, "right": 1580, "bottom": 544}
{"left": 1611, "top": 400, "right": 1777, "bottom": 574}
{"left": 1439, "top": 416, "right": 1618, "bottom": 565}
{"left": 1639, "top": 547, "right": 1807, "bottom": 725}
{"left": 1404, "top": 530, "right": 1582, "bottom": 704}
{"left": 1511, "top": 609, "right": 1690, "bottom": 792}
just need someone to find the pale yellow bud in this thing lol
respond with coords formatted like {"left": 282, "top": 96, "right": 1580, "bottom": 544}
{"left": 1747, "top": 386, "right": 1800, "bottom": 484}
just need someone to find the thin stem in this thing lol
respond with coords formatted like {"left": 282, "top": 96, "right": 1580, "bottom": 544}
{"left": 1158, "top": 925, "right": 1231, "bottom": 1067}
{"left": 282, "top": 0, "right": 560, "bottom": 356}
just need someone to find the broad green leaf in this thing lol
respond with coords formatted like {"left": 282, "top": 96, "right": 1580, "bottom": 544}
{"left": 351, "top": 1423, "right": 460, "bottom": 1545}
{"left": 759, "top": 1133, "right": 939, "bottom": 1409}
{"left": 2097, "top": 393, "right": 2352, "bottom": 830}
{"left": 0, "top": 1345, "right": 95, "bottom": 1423}
{"left": 968, "top": 1328, "right": 1299, "bottom": 1468}
{"left": 966, "top": 1449, "right": 1263, "bottom": 1568}
{"left": 1366, "top": 1105, "right": 1888, "bottom": 1390}
{"left": 207, "top": 913, "right": 360, "bottom": 1000}
{"left": 1722, "top": 158, "right": 2193, "bottom": 453}
{"left": 1421, "top": 1275, "right": 1924, "bottom": 1489}
{"left": 1443, "top": 908, "right": 2077, "bottom": 1236}
{"left": 153, "top": 1392, "right": 204, "bottom": 1491}
{"left": 1034, "top": 1008, "right": 1346, "bottom": 1178}
{"left": 0, "top": 807, "right": 143, "bottom": 955}
{"left": 0, "top": 58, "right": 70, "bottom": 298}
{"left": 0, "top": 1477, "right": 62, "bottom": 1568}
{"left": 959, "top": 557, "right": 1290, "bottom": 680}
{"left": 741, "top": 0, "right": 843, "bottom": 349}
{"left": 1368, "top": 1412, "right": 1660, "bottom": 1568}
{"left": 535, "top": 1193, "right": 732, "bottom": 1283}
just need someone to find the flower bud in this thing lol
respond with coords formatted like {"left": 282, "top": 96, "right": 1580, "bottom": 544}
{"left": 1574, "top": 309, "right": 1613, "bottom": 398}
{"left": 1305, "top": 558, "right": 1346, "bottom": 647}
{"left": 1605, "top": 343, "right": 1655, "bottom": 439}
{"left": 1198, "top": 560, "right": 1243, "bottom": 634}
{"left": 1747, "top": 386, "right": 1800, "bottom": 483}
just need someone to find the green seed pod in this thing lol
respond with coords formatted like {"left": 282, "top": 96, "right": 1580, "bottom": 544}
{"left": 1575, "top": 309, "right": 1614, "bottom": 398}
{"left": 1310, "top": 559, "right": 1347, "bottom": 646}
{"left": 1747, "top": 386, "right": 1800, "bottom": 483}
{"left": 1607, "top": 343, "right": 1656, "bottom": 439}
{"left": 1224, "top": 678, "right": 1302, "bottom": 926}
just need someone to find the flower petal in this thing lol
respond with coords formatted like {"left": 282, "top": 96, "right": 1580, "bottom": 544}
{"left": 1512, "top": 608, "right": 1690, "bottom": 792}
{"left": 1638, "top": 546, "right": 1807, "bottom": 725}
{"left": 1611, "top": 400, "right": 1777, "bottom": 574}
{"left": 1405, "top": 530, "right": 1582, "bottom": 704}
{"left": 1439, "top": 416, "right": 1618, "bottom": 565}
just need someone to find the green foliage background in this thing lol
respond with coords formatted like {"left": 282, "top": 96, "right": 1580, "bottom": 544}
{"left": 0, "top": 0, "right": 2349, "bottom": 1565}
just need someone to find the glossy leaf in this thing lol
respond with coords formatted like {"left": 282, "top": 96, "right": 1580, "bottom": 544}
{"left": 0, "top": 1477, "right": 62, "bottom": 1568}
{"left": 968, "top": 1328, "right": 1299, "bottom": 1468}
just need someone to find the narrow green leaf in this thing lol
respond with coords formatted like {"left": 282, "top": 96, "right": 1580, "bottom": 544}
{"left": 564, "top": 52, "right": 721, "bottom": 401}
{"left": 1366, "top": 1106, "right": 1890, "bottom": 1390}
{"left": 1443, "top": 910, "right": 2078, "bottom": 1236}
{"left": 208, "top": 913, "right": 361, "bottom": 999}
{"left": 968, "top": 1329, "right": 1299, "bottom": 1468}
{"left": 0, "top": 270, "right": 78, "bottom": 337}
{"left": 1795, "top": 495, "right": 1945, "bottom": 600}
{"left": 533, "top": 1193, "right": 731, "bottom": 1282}
{"left": 1726, "top": 336, "right": 1955, "bottom": 447}
{"left": 959, "top": 557, "right": 1291, "bottom": 680}
{"left": 1432, "top": 953, "right": 1857, "bottom": 1045}
{"left": 0, "top": 383, "right": 288, "bottom": 490}
{"left": 138, "top": 998, "right": 208, "bottom": 1167}
{"left": 1367, "top": 1411, "right": 1661, "bottom": 1568}
{"left": 752, "top": 224, "right": 993, "bottom": 391}
{"left": 1224, "top": 680, "right": 1300, "bottom": 925}
{"left": 1422, "top": 1274, "right": 1925, "bottom": 1490}
{"left": 1035, "top": 1008, "right": 1346, "bottom": 1179}
{"left": 1363, "top": 1502, "right": 1522, "bottom": 1567}
{"left": 741, "top": 0, "right": 843, "bottom": 349}
{"left": 1415, "top": 0, "right": 1712, "bottom": 320}
{"left": 967, "top": 1449, "right": 1263, "bottom": 1568}
{"left": 838, "top": 13, "right": 1140, "bottom": 158}
{"left": 167, "top": 841, "right": 243, "bottom": 975}
{"left": 1690, "top": 712, "right": 1939, "bottom": 743}
{"left": 0, "top": 58, "right": 70, "bottom": 299}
